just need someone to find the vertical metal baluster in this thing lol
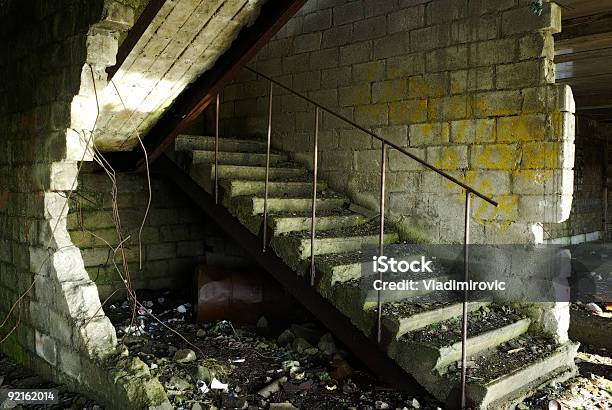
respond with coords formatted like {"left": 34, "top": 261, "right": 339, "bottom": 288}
{"left": 377, "top": 142, "right": 387, "bottom": 343}
{"left": 460, "top": 190, "right": 472, "bottom": 409}
{"left": 263, "top": 82, "right": 273, "bottom": 252}
{"left": 310, "top": 107, "right": 320, "bottom": 286}
{"left": 214, "top": 93, "right": 220, "bottom": 204}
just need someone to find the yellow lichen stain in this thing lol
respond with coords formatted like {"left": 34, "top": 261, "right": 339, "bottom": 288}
{"left": 473, "top": 144, "right": 516, "bottom": 169}
{"left": 522, "top": 142, "right": 557, "bottom": 169}
{"left": 432, "top": 147, "right": 460, "bottom": 171}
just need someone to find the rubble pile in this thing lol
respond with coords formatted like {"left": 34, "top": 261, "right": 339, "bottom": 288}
{"left": 106, "top": 290, "right": 442, "bottom": 410}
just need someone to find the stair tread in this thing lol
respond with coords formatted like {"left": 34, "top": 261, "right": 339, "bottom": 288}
{"left": 270, "top": 208, "right": 361, "bottom": 219}
{"left": 176, "top": 135, "right": 268, "bottom": 153}
{"left": 286, "top": 219, "right": 397, "bottom": 240}
{"left": 381, "top": 292, "right": 466, "bottom": 318}
{"left": 192, "top": 149, "right": 285, "bottom": 156}
{"left": 252, "top": 191, "right": 347, "bottom": 200}
{"left": 461, "top": 334, "right": 560, "bottom": 385}
{"left": 400, "top": 304, "right": 527, "bottom": 348}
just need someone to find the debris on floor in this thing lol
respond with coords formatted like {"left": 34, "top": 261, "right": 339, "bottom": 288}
{"left": 519, "top": 344, "right": 611, "bottom": 409}
{"left": 106, "top": 289, "right": 443, "bottom": 409}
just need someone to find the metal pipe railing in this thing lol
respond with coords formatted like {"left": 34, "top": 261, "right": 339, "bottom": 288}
{"left": 262, "top": 82, "right": 274, "bottom": 252}
{"left": 214, "top": 94, "right": 220, "bottom": 204}
{"left": 310, "top": 107, "right": 320, "bottom": 286}
{"left": 377, "top": 142, "right": 387, "bottom": 343}
{"left": 212, "top": 65, "right": 499, "bottom": 409}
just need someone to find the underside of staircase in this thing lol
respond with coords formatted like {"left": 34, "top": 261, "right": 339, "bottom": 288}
{"left": 159, "top": 134, "right": 579, "bottom": 409}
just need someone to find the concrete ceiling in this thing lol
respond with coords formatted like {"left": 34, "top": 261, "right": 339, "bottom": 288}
{"left": 555, "top": 0, "right": 612, "bottom": 122}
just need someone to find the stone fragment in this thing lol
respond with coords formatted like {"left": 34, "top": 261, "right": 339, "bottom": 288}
{"left": 277, "top": 329, "right": 295, "bottom": 346}
{"left": 174, "top": 348, "right": 196, "bottom": 363}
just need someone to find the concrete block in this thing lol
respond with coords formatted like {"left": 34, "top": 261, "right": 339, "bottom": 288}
{"left": 322, "top": 67, "right": 352, "bottom": 88}
{"left": 410, "top": 24, "right": 450, "bottom": 51}
{"left": 463, "top": 170, "right": 511, "bottom": 195}
{"left": 303, "top": 9, "right": 332, "bottom": 33}
{"left": 450, "top": 119, "right": 495, "bottom": 143}
{"left": 496, "top": 59, "right": 551, "bottom": 89}
{"left": 427, "top": 45, "right": 469, "bottom": 72}
{"left": 283, "top": 53, "right": 310, "bottom": 73}
{"left": 497, "top": 114, "right": 547, "bottom": 142}
{"left": 388, "top": 5, "right": 425, "bottom": 33}
{"left": 372, "top": 79, "right": 408, "bottom": 103}
{"left": 501, "top": 2, "right": 561, "bottom": 35}
{"left": 409, "top": 122, "right": 450, "bottom": 146}
{"left": 321, "top": 25, "right": 353, "bottom": 48}
{"left": 339, "top": 84, "right": 371, "bottom": 106}
{"left": 426, "top": 145, "right": 468, "bottom": 169}
{"left": 426, "top": 0, "right": 468, "bottom": 24}
{"left": 340, "top": 41, "right": 372, "bottom": 65}
{"left": 521, "top": 141, "right": 560, "bottom": 169}
{"left": 374, "top": 125, "right": 409, "bottom": 147}
{"left": 373, "top": 32, "right": 408, "bottom": 59}
{"left": 409, "top": 73, "right": 447, "bottom": 98}
{"left": 519, "top": 194, "right": 570, "bottom": 222}
{"left": 386, "top": 53, "right": 425, "bottom": 78}
{"left": 333, "top": 1, "right": 365, "bottom": 25}
{"left": 294, "top": 33, "right": 322, "bottom": 53}
{"left": 471, "top": 144, "right": 519, "bottom": 169}
{"left": 86, "top": 32, "right": 118, "bottom": 66}
{"left": 310, "top": 48, "right": 339, "bottom": 70}
{"left": 147, "top": 243, "right": 176, "bottom": 260}
{"left": 389, "top": 99, "right": 428, "bottom": 124}
{"left": 364, "top": 0, "right": 398, "bottom": 17}
{"left": 389, "top": 147, "right": 427, "bottom": 171}
{"left": 353, "top": 16, "right": 387, "bottom": 41}
{"left": 473, "top": 90, "right": 523, "bottom": 117}
{"left": 470, "top": 38, "right": 516, "bottom": 66}
{"left": 353, "top": 60, "right": 386, "bottom": 82}
{"left": 519, "top": 32, "right": 554, "bottom": 60}
{"left": 387, "top": 171, "right": 420, "bottom": 192}
{"left": 427, "top": 95, "right": 468, "bottom": 121}
{"left": 354, "top": 103, "right": 389, "bottom": 126}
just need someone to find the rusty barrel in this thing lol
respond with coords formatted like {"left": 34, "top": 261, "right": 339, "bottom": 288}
{"left": 195, "top": 264, "right": 290, "bottom": 323}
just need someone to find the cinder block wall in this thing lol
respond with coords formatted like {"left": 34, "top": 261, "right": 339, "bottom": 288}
{"left": 220, "top": 0, "right": 576, "bottom": 245}
{"left": 544, "top": 116, "right": 609, "bottom": 244}
{"left": 67, "top": 166, "right": 251, "bottom": 302}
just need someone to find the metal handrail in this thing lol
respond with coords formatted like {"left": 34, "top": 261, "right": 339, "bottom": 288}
{"left": 214, "top": 65, "right": 500, "bottom": 410}
{"left": 244, "top": 66, "right": 498, "bottom": 207}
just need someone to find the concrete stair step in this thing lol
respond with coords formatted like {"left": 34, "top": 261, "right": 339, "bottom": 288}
{"left": 392, "top": 305, "right": 531, "bottom": 372}
{"left": 271, "top": 221, "right": 399, "bottom": 262}
{"left": 175, "top": 135, "right": 267, "bottom": 152}
{"left": 221, "top": 179, "right": 328, "bottom": 197}
{"left": 190, "top": 150, "right": 287, "bottom": 166}
{"left": 464, "top": 338, "right": 578, "bottom": 409}
{"left": 251, "top": 195, "right": 348, "bottom": 215}
{"left": 209, "top": 164, "right": 307, "bottom": 180}
{"left": 270, "top": 211, "right": 368, "bottom": 235}
{"left": 381, "top": 297, "right": 491, "bottom": 338}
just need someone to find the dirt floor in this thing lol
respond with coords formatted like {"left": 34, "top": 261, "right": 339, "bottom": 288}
{"left": 0, "top": 291, "right": 610, "bottom": 409}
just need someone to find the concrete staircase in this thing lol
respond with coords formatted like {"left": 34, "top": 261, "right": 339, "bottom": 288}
{"left": 172, "top": 134, "right": 578, "bottom": 409}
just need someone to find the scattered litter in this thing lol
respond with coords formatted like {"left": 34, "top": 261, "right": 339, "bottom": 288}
{"left": 157, "top": 297, "right": 165, "bottom": 303}
{"left": 210, "top": 377, "right": 228, "bottom": 392}
{"left": 177, "top": 304, "right": 188, "bottom": 313}
{"left": 257, "top": 376, "right": 287, "bottom": 398}
{"left": 585, "top": 302, "right": 603, "bottom": 314}
{"left": 197, "top": 380, "right": 209, "bottom": 395}
{"left": 411, "top": 398, "right": 421, "bottom": 408}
